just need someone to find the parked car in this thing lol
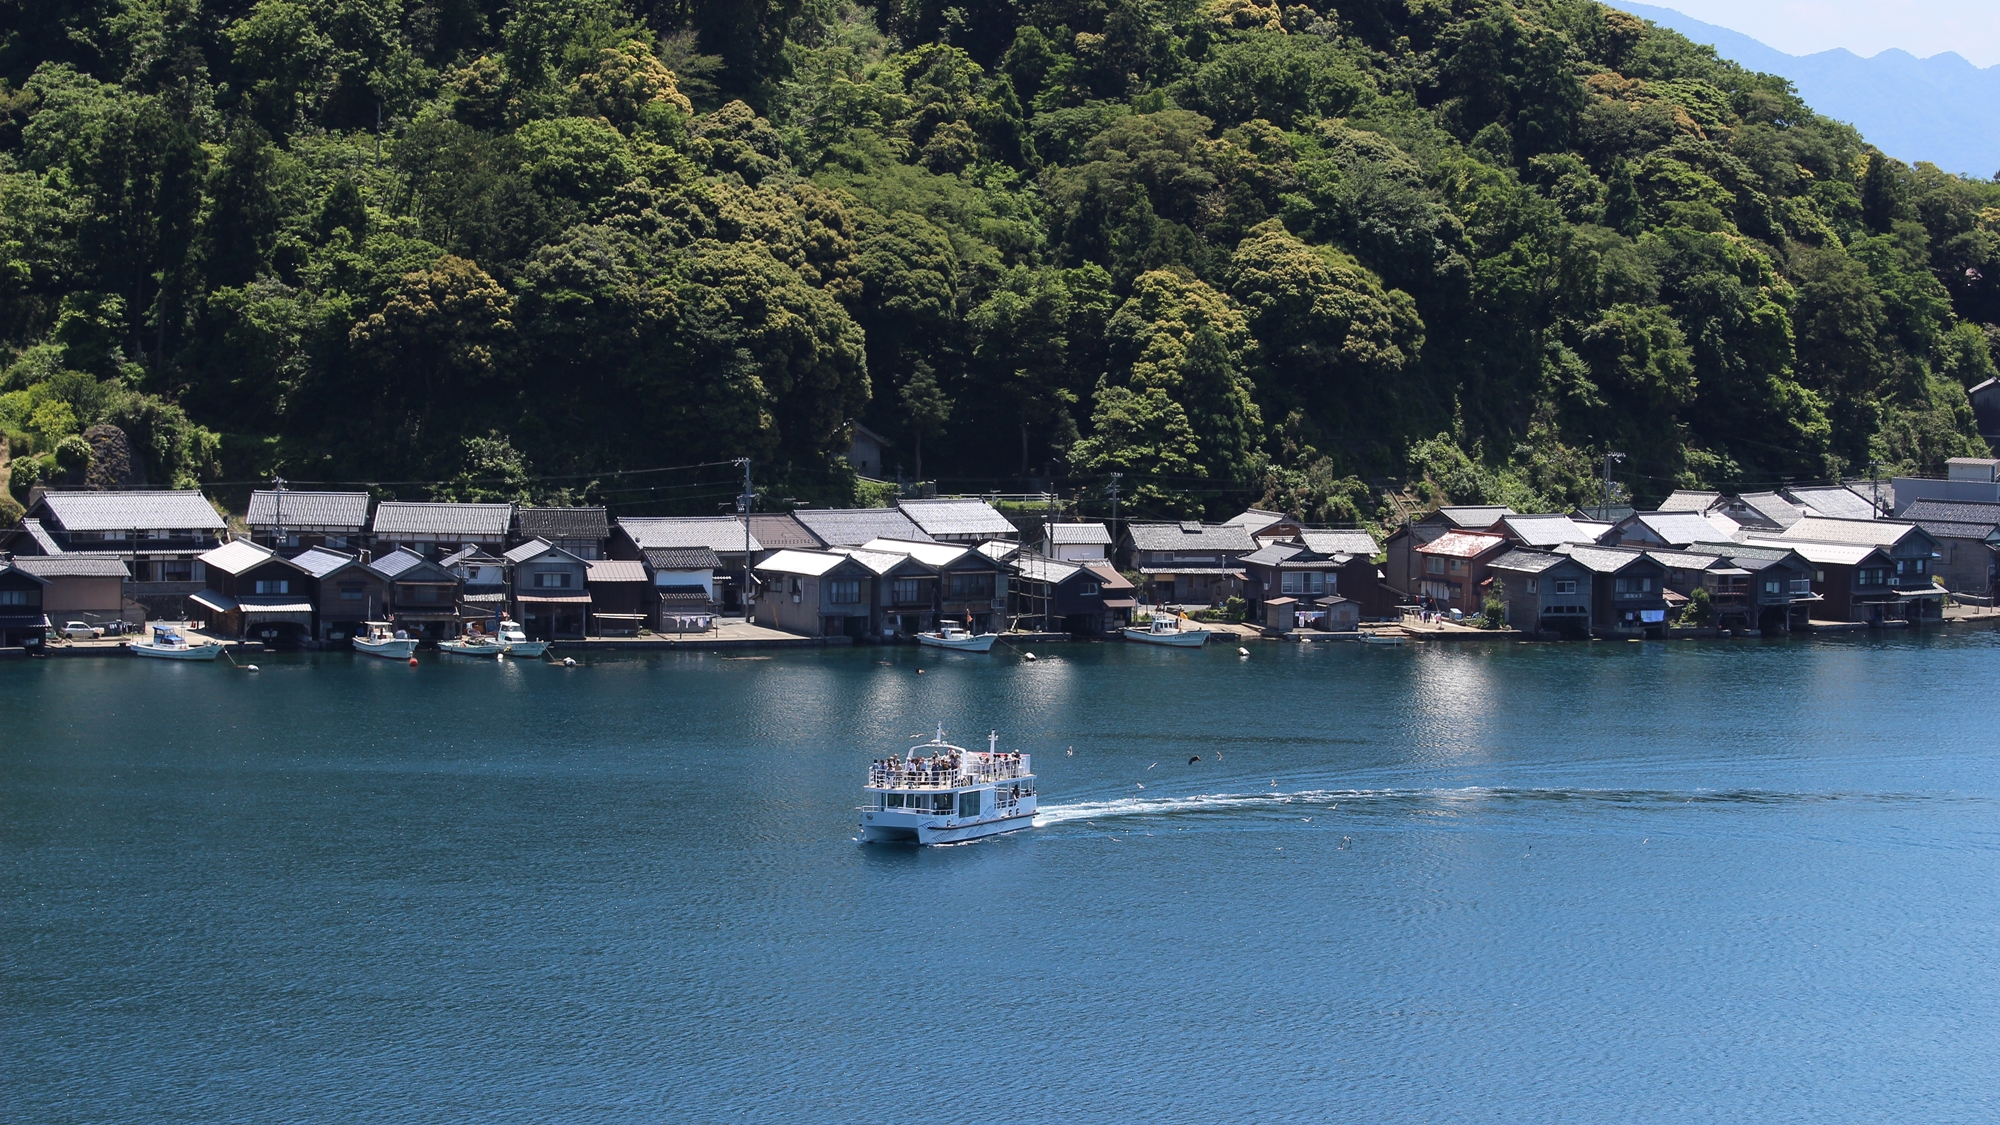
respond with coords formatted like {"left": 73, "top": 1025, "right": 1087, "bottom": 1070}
{"left": 59, "top": 621, "right": 103, "bottom": 641}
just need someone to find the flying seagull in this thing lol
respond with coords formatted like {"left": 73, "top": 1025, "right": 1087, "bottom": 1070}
{"left": 1188, "top": 755, "right": 1201, "bottom": 764}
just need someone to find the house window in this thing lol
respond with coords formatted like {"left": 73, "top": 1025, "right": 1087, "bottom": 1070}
{"left": 1079, "top": 582, "right": 1099, "bottom": 597}
{"left": 410, "top": 585, "right": 438, "bottom": 603}
{"left": 1280, "top": 571, "right": 1324, "bottom": 595}
{"left": 828, "top": 579, "right": 861, "bottom": 605}
{"left": 327, "top": 536, "right": 350, "bottom": 549}
{"left": 0, "top": 590, "right": 29, "bottom": 605}
{"left": 1525, "top": 578, "right": 1537, "bottom": 594}
{"left": 1553, "top": 579, "right": 1577, "bottom": 595}
{"left": 339, "top": 583, "right": 365, "bottom": 600}
{"left": 1425, "top": 557, "right": 1446, "bottom": 575}
{"left": 948, "top": 573, "right": 993, "bottom": 600}
{"left": 533, "top": 572, "right": 572, "bottom": 588}
{"left": 892, "top": 578, "right": 922, "bottom": 604}
{"left": 1858, "top": 567, "right": 1888, "bottom": 587}
{"left": 1447, "top": 558, "right": 1466, "bottom": 574}
{"left": 1764, "top": 579, "right": 1780, "bottom": 594}
{"left": 159, "top": 561, "right": 192, "bottom": 582}
{"left": 254, "top": 579, "right": 290, "bottom": 595}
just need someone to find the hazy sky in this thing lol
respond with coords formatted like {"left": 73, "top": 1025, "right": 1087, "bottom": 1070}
{"left": 1653, "top": 1, "right": 2000, "bottom": 67}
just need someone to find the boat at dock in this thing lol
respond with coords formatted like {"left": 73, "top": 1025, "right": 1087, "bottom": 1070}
{"left": 916, "top": 623, "right": 999, "bottom": 652}
{"left": 353, "top": 621, "right": 419, "bottom": 659}
{"left": 1122, "top": 614, "right": 1212, "bottom": 647}
{"left": 127, "top": 625, "right": 223, "bottom": 661}
{"left": 861, "top": 725, "right": 1037, "bottom": 845}
{"left": 438, "top": 635, "right": 506, "bottom": 657}
{"left": 1360, "top": 632, "right": 1406, "bottom": 646}
{"left": 496, "top": 620, "right": 549, "bottom": 658}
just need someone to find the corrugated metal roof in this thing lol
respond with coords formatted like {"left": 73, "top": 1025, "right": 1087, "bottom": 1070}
{"left": 39, "top": 490, "right": 225, "bottom": 532}
{"left": 366, "top": 548, "right": 445, "bottom": 580}
{"left": 644, "top": 546, "right": 723, "bottom": 571}
{"left": 1625, "top": 511, "right": 1741, "bottom": 544}
{"left": 371, "top": 501, "right": 513, "bottom": 537}
{"left": 514, "top": 507, "right": 609, "bottom": 541}
{"left": 10, "top": 555, "right": 128, "bottom": 578}
{"left": 247, "top": 490, "right": 369, "bottom": 529}
{"left": 585, "top": 559, "right": 648, "bottom": 582}
{"left": 791, "top": 508, "right": 929, "bottom": 546}
{"left": 1013, "top": 555, "right": 1084, "bottom": 583}
{"left": 199, "top": 539, "right": 297, "bottom": 576}
{"left": 1414, "top": 531, "right": 1507, "bottom": 558}
{"left": 1125, "top": 522, "right": 1257, "bottom": 551}
{"left": 1049, "top": 522, "right": 1113, "bottom": 545}
{"left": 1780, "top": 517, "right": 1928, "bottom": 548}
{"left": 898, "top": 499, "right": 1019, "bottom": 537}
{"left": 1296, "top": 529, "right": 1379, "bottom": 556}
{"left": 503, "top": 538, "right": 571, "bottom": 564}
{"left": 290, "top": 547, "right": 366, "bottom": 578}
{"left": 617, "top": 517, "right": 761, "bottom": 554}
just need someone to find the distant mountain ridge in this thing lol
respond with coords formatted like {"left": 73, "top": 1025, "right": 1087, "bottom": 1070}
{"left": 1608, "top": 2, "right": 2000, "bottom": 177}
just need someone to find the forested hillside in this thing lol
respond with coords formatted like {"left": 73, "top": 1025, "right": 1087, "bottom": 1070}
{"left": 4, "top": 0, "right": 1999, "bottom": 521}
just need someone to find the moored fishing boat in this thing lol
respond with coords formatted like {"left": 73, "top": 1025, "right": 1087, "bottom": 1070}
{"left": 438, "top": 634, "right": 506, "bottom": 656}
{"left": 861, "top": 725, "right": 1036, "bottom": 845}
{"left": 496, "top": 620, "right": 549, "bottom": 658}
{"left": 127, "top": 624, "right": 223, "bottom": 661}
{"left": 1122, "top": 614, "right": 1212, "bottom": 647}
{"left": 916, "top": 623, "right": 998, "bottom": 652}
{"left": 353, "top": 621, "right": 419, "bottom": 659}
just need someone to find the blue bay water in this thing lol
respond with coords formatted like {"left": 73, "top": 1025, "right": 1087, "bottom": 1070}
{"left": 4, "top": 634, "right": 1998, "bottom": 1123}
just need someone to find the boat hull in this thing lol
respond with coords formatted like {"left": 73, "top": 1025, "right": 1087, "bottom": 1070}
{"left": 438, "top": 641, "right": 505, "bottom": 656}
{"left": 1122, "top": 626, "right": 1211, "bottom": 647}
{"left": 353, "top": 638, "right": 419, "bottom": 659}
{"left": 861, "top": 810, "right": 1036, "bottom": 845}
{"left": 503, "top": 640, "right": 550, "bottom": 658}
{"left": 916, "top": 633, "right": 998, "bottom": 652}
{"left": 128, "top": 641, "right": 223, "bottom": 661}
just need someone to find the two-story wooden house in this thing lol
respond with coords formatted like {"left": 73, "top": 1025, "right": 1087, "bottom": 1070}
{"left": 859, "top": 538, "right": 1010, "bottom": 635}
{"left": 896, "top": 499, "right": 1019, "bottom": 544}
{"left": 246, "top": 490, "right": 370, "bottom": 556}
{"left": 370, "top": 501, "right": 513, "bottom": 559}
{"left": 1010, "top": 553, "right": 1130, "bottom": 636}
{"left": 7, "top": 490, "right": 226, "bottom": 618}
{"left": 191, "top": 540, "right": 316, "bottom": 645}
{"left": 0, "top": 557, "right": 49, "bottom": 648}
{"left": 1124, "top": 522, "right": 1258, "bottom": 607}
{"left": 1412, "top": 531, "right": 1511, "bottom": 613}
{"left": 1488, "top": 548, "right": 1596, "bottom": 637}
{"left": 366, "top": 548, "right": 464, "bottom": 640}
{"left": 11, "top": 555, "right": 132, "bottom": 632}
{"left": 612, "top": 517, "right": 762, "bottom": 613}
{"left": 1557, "top": 544, "right": 1669, "bottom": 637}
{"left": 753, "top": 550, "right": 877, "bottom": 638}
{"left": 504, "top": 539, "right": 592, "bottom": 639}
{"left": 1382, "top": 506, "right": 1515, "bottom": 596}
{"left": 291, "top": 547, "right": 389, "bottom": 642}
{"left": 440, "top": 546, "right": 508, "bottom": 621}
{"left": 513, "top": 507, "right": 610, "bottom": 560}
{"left": 1754, "top": 516, "right": 1944, "bottom": 623}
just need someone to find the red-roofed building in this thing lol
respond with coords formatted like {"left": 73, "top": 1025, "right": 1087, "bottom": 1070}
{"left": 1412, "top": 531, "right": 1511, "bottom": 611}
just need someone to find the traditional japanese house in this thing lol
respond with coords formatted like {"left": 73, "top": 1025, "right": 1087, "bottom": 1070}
{"left": 247, "top": 490, "right": 370, "bottom": 556}
{"left": 366, "top": 548, "right": 464, "bottom": 640}
{"left": 859, "top": 538, "right": 1009, "bottom": 634}
{"left": 1010, "top": 553, "right": 1127, "bottom": 635}
{"left": 6, "top": 490, "right": 225, "bottom": 618}
{"left": 512, "top": 507, "right": 610, "bottom": 560}
{"left": 10, "top": 555, "right": 132, "bottom": 632}
{"left": 1045, "top": 522, "right": 1113, "bottom": 562}
{"left": 746, "top": 513, "right": 825, "bottom": 557}
{"left": 191, "top": 539, "right": 316, "bottom": 645}
{"left": 1124, "top": 522, "right": 1257, "bottom": 607}
{"left": 1897, "top": 499, "right": 2000, "bottom": 598}
{"left": 370, "top": 501, "right": 512, "bottom": 559}
{"left": 1224, "top": 508, "right": 1305, "bottom": 545}
{"left": 1750, "top": 516, "right": 1944, "bottom": 622}
{"left": 1382, "top": 506, "right": 1514, "bottom": 596}
{"left": 504, "top": 539, "right": 591, "bottom": 639}
{"left": 789, "top": 508, "right": 930, "bottom": 547}
{"left": 1686, "top": 541, "right": 1821, "bottom": 632}
{"left": 0, "top": 558, "right": 48, "bottom": 647}
{"left": 585, "top": 559, "right": 650, "bottom": 635}
{"left": 291, "top": 547, "right": 388, "bottom": 642}
{"left": 1411, "top": 531, "right": 1511, "bottom": 613}
{"left": 441, "top": 546, "right": 508, "bottom": 622}
{"left": 1241, "top": 543, "right": 1345, "bottom": 621}
{"left": 611, "top": 517, "right": 761, "bottom": 611}
{"left": 1600, "top": 510, "right": 1742, "bottom": 549}
{"left": 1554, "top": 544, "right": 1670, "bottom": 637}
{"left": 1714, "top": 492, "right": 1804, "bottom": 532}
{"left": 1782, "top": 483, "right": 1882, "bottom": 520}
{"left": 1488, "top": 549, "right": 1595, "bottom": 637}
{"left": 642, "top": 546, "right": 722, "bottom": 628}
{"left": 752, "top": 550, "right": 876, "bottom": 638}
{"left": 1492, "top": 513, "right": 1597, "bottom": 549}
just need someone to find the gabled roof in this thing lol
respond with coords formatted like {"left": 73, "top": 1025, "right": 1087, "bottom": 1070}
{"left": 1414, "top": 531, "right": 1507, "bottom": 559}
{"left": 976, "top": 539, "right": 1020, "bottom": 562}
{"left": 1898, "top": 499, "right": 2000, "bottom": 527}
{"left": 1779, "top": 516, "right": 1931, "bottom": 549}
{"left": 1488, "top": 548, "right": 1572, "bottom": 574}
{"left": 747, "top": 513, "right": 823, "bottom": 551}
{"left": 788, "top": 508, "right": 927, "bottom": 546}
{"left": 1296, "top": 528, "right": 1380, "bottom": 557}
{"left": 438, "top": 545, "right": 504, "bottom": 568}
{"left": 290, "top": 547, "right": 368, "bottom": 578}
{"left": 200, "top": 539, "right": 304, "bottom": 576}
{"left": 1572, "top": 505, "right": 1636, "bottom": 523}
{"left": 10, "top": 554, "right": 129, "bottom": 578}
{"left": 1620, "top": 511, "right": 1741, "bottom": 545}
{"left": 371, "top": 501, "right": 513, "bottom": 537}
{"left": 1424, "top": 505, "right": 1515, "bottom": 529}
{"left": 1554, "top": 544, "right": 1658, "bottom": 574}
{"left": 367, "top": 548, "right": 457, "bottom": 581}
{"left": 1082, "top": 562, "right": 1136, "bottom": 590}
{"left": 1908, "top": 519, "right": 2000, "bottom": 543}
{"left": 503, "top": 538, "right": 588, "bottom": 566}
{"left": 1240, "top": 544, "right": 1305, "bottom": 567}
{"left": 1727, "top": 491, "right": 1805, "bottom": 528}
{"left": 247, "top": 490, "right": 369, "bottom": 529}
{"left": 1644, "top": 549, "right": 1724, "bottom": 570}
{"left": 1497, "top": 513, "right": 1591, "bottom": 548}
{"left": 1049, "top": 522, "right": 1113, "bottom": 546}
{"left": 1784, "top": 485, "right": 1880, "bottom": 521}
{"left": 1125, "top": 522, "right": 1257, "bottom": 552}
{"left": 1013, "top": 554, "right": 1085, "bottom": 584}
{"left": 755, "top": 549, "right": 860, "bottom": 578}
{"left": 897, "top": 498, "right": 1018, "bottom": 537}
{"left": 1685, "top": 541, "right": 1807, "bottom": 566}
{"left": 1225, "top": 508, "right": 1299, "bottom": 535}
{"left": 38, "top": 490, "right": 225, "bottom": 533}
{"left": 858, "top": 537, "right": 978, "bottom": 568}
{"left": 837, "top": 548, "right": 912, "bottom": 576}
{"left": 1743, "top": 535, "right": 1884, "bottom": 567}
{"left": 514, "top": 506, "right": 609, "bottom": 542}
{"left": 0, "top": 560, "right": 50, "bottom": 586}
{"left": 1656, "top": 490, "right": 1721, "bottom": 513}
{"left": 617, "top": 516, "right": 760, "bottom": 554}
{"left": 645, "top": 546, "right": 723, "bottom": 571}
{"left": 19, "top": 518, "right": 61, "bottom": 554}
{"left": 586, "top": 559, "right": 647, "bottom": 582}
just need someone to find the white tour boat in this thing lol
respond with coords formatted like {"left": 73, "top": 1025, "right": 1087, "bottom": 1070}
{"left": 861, "top": 725, "right": 1037, "bottom": 845}
{"left": 1122, "top": 614, "right": 1212, "bottom": 647}
{"left": 128, "top": 624, "right": 223, "bottom": 661}
{"left": 353, "top": 621, "right": 419, "bottom": 659}
{"left": 916, "top": 623, "right": 998, "bottom": 652}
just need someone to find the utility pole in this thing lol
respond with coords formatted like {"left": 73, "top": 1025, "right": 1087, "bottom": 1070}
{"left": 1601, "top": 452, "right": 1626, "bottom": 521}
{"left": 1106, "top": 472, "right": 1123, "bottom": 562}
{"left": 1870, "top": 459, "right": 1883, "bottom": 517}
{"left": 735, "top": 458, "right": 755, "bottom": 621}
{"left": 272, "top": 474, "right": 287, "bottom": 551}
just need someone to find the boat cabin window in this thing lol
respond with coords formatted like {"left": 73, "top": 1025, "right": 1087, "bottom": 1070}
{"left": 957, "top": 790, "right": 983, "bottom": 818}
{"left": 885, "top": 793, "right": 905, "bottom": 808}
{"left": 930, "top": 793, "right": 954, "bottom": 813}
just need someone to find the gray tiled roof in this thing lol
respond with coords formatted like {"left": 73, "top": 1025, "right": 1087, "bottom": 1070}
{"left": 747, "top": 514, "right": 823, "bottom": 550}
{"left": 1013, "top": 554, "right": 1084, "bottom": 583}
{"left": 290, "top": 547, "right": 366, "bottom": 578}
{"left": 1780, "top": 516, "right": 1929, "bottom": 548}
{"left": 1488, "top": 548, "right": 1568, "bottom": 574}
{"left": 1555, "top": 544, "right": 1654, "bottom": 574}
{"left": 1624, "top": 511, "right": 1739, "bottom": 544}
{"left": 644, "top": 546, "right": 723, "bottom": 571}
{"left": 247, "top": 490, "right": 369, "bottom": 529}
{"left": 39, "top": 490, "right": 225, "bottom": 532}
{"left": 897, "top": 499, "right": 1019, "bottom": 537}
{"left": 10, "top": 554, "right": 129, "bottom": 578}
{"left": 790, "top": 508, "right": 928, "bottom": 546}
{"left": 1784, "top": 485, "right": 1880, "bottom": 520}
{"left": 366, "top": 548, "right": 445, "bottom": 580}
{"left": 1898, "top": 499, "right": 2000, "bottom": 527}
{"left": 371, "top": 501, "right": 513, "bottom": 537}
{"left": 1657, "top": 490, "right": 1721, "bottom": 512}
{"left": 585, "top": 559, "right": 648, "bottom": 582}
{"left": 20, "top": 518, "right": 61, "bottom": 553}
{"left": 1431, "top": 505, "right": 1514, "bottom": 529}
{"left": 1049, "top": 522, "right": 1113, "bottom": 546}
{"left": 1644, "top": 549, "right": 1724, "bottom": 569}
{"left": 1126, "top": 522, "right": 1257, "bottom": 552}
{"left": 617, "top": 517, "right": 761, "bottom": 554}
{"left": 514, "top": 506, "right": 609, "bottom": 542}
{"left": 503, "top": 538, "right": 564, "bottom": 564}
{"left": 1296, "top": 528, "right": 1380, "bottom": 557}
{"left": 1498, "top": 513, "right": 1590, "bottom": 548}
{"left": 1729, "top": 491, "right": 1805, "bottom": 527}
{"left": 1910, "top": 519, "right": 2000, "bottom": 542}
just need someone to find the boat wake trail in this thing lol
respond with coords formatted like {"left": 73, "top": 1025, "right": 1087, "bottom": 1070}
{"left": 1032, "top": 785, "right": 1957, "bottom": 828}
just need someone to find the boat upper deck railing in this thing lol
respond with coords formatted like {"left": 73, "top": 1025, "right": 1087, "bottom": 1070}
{"left": 868, "top": 751, "right": 1034, "bottom": 790}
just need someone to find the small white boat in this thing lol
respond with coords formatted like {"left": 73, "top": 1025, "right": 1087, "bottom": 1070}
{"left": 128, "top": 625, "right": 223, "bottom": 661}
{"left": 1360, "top": 631, "right": 1406, "bottom": 646}
{"left": 1122, "top": 615, "right": 1212, "bottom": 647}
{"left": 438, "top": 634, "right": 506, "bottom": 656}
{"left": 916, "top": 623, "right": 998, "bottom": 652}
{"left": 353, "top": 621, "right": 419, "bottom": 659}
{"left": 861, "top": 725, "right": 1037, "bottom": 845}
{"left": 496, "top": 620, "right": 549, "bottom": 658}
